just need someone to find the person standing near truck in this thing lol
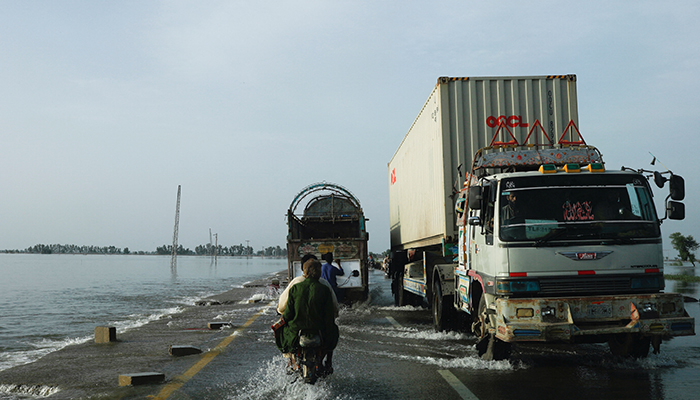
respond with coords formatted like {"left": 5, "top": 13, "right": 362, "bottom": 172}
{"left": 321, "top": 252, "right": 344, "bottom": 302}
{"left": 278, "top": 254, "right": 339, "bottom": 317}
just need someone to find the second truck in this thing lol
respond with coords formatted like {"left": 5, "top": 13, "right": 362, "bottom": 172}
{"left": 286, "top": 182, "right": 369, "bottom": 302}
{"left": 388, "top": 75, "right": 694, "bottom": 360}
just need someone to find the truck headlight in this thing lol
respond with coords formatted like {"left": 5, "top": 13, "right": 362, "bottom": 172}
{"left": 497, "top": 280, "right": 540, "bottom": 294}
{"left": 641, "top": 303, "right": 656, "bottom": 313}
{"left": 541, "top": 306, "right": 556, "bottom": 317}
{"left": 541, "top": 306, "right": 557, "bottom": 322}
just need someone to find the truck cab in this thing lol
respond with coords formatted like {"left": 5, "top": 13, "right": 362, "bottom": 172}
{"left": 456, "top": 148, "right": 693, "bottom": 359}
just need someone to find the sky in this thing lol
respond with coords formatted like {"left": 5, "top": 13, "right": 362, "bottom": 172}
{"left": 1, "top": 0, "right": 699, "bottom": 256}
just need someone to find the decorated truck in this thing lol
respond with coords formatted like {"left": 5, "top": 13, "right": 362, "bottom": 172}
{"left": 388, "top": 75, "right": 694, "bottom": 359}
{"left": 286, "top": 182, "right": 369, "bottom": 302}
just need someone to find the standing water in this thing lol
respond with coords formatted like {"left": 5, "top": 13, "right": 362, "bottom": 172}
{"left": 0, "top": 254, "right": 286, "bottom": 372}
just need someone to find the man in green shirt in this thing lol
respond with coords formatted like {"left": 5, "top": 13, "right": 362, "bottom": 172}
{"left": 277, "top": 259, "right": 339, "bottom": 373}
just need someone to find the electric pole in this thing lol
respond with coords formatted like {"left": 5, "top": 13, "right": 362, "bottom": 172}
{"left": 214, "top": 233, "right": 218, "bottom": 264}
{"left": 209, "top": 228, "right": 213, "bottom": 258}
{"left": 171, "top": 185, "right": 181, "bottom": 273}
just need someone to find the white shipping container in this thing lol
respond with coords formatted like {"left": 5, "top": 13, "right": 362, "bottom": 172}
{"left": 388, "top": 75, "right": 580, "bottom": 250}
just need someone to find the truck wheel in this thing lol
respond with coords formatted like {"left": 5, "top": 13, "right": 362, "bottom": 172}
{"left": 396, "top": 274, "right": 408, "bottom": 306}
{"left": 433, "top": 281, "right": 454, "bottom": 332}
{"left": 608, "top": 334, "right": 651, "bottom": 358}
{"left": 474, "top": 296, "right": 511, "bottom": 361}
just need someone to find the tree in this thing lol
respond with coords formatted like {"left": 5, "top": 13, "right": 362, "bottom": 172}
{"left": 155, "top": 244, "right": 193, "bottom": 255}
{"left": 669, "top": 232, "right": 699, "bottom": 266}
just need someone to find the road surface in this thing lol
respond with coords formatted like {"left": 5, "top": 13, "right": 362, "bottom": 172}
{"left": 1, "top": 269, "right": 698, "bottom": 400}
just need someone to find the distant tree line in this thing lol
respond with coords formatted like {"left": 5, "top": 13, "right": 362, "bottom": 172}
{"left": 155, "top": 244, "right": 195, "bottom": 255}
{"left": 2, "top": 243, "right": 287, "bottom": 257}
{"left": 5, "top": 244, "right": 133, "bottom": 255}
{"left": 157, "top": 244, "right": 287, "bottom": 257}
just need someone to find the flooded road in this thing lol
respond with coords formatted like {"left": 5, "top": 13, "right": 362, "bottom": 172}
{"left": 180, "top": 268, "right": 699, "bottom": 400}
{"left": 1, "top": 264, "right": 696, "bottom": 399}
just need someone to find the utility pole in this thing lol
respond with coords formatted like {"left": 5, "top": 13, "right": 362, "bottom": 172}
{"left": 213, "top": 233, "right": 218, "bottom": 264}
{"left": 171, "top": 185, "right": 181, "bottom": 273}
{"left": 209, "top": 228, "right": 213, "bottom": 259}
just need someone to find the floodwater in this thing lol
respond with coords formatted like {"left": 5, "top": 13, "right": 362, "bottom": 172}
{"left": 0, "top": 254, "right": 286, "bottom": 373}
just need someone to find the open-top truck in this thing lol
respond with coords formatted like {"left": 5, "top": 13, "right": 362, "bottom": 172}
{"left": 388, "top": 75, "right": 694, "bottom": 359}
{"left": 286, "top": 182, "right": 369, "bottom": 302}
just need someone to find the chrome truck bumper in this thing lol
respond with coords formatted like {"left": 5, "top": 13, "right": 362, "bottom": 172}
{"left": 490, "top": 293, "right": 695, "bottom": 343}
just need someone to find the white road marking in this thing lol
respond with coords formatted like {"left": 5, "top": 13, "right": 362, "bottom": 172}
{"left": 385, "top": 316, "right": 402, "bottom": 328}
{"left": 438, "top": 369, "right": 480, "bottom": 400}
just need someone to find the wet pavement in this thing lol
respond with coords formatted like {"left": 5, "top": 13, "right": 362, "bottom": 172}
{"left": 0, "top": 271, "right": 288, "bottom": 400}
{"left": 0, "top": 268, "right": 698, "bottom": 400}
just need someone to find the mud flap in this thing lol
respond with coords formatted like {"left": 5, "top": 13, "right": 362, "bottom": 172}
{"left": 477, "top": 333, "right": 511, "bottom": 361}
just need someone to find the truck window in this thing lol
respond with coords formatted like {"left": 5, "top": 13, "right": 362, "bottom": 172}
{"left": 498, "top": 174, "right": 660, "bottom": 242}
{"left": 484, "top": 200, "right": 495, "bottom": 245}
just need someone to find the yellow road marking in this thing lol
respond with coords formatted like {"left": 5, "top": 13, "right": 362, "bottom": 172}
{"left": 152, "top": 306, "right": 269, "bottom": 400}
{"left": 438, "top": 370, "right": 479, "bottom": 400}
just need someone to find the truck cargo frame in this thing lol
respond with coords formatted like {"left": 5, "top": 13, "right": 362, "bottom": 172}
{"left": 286, "top": 182, "right": 369, "bottom": 302}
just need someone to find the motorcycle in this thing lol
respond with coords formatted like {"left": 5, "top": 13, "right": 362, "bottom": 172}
{"left": 291, "top": 331, "right": 325, "bottom": 384}
{"left": 272, "top": 318, "right": 332, "bottom": 384}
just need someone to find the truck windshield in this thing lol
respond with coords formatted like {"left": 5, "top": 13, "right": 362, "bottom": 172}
{"left": 498, "top": 174, "right": 660, "bottom": 243}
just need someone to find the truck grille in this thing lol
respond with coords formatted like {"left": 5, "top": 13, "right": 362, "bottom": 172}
{"left": 538, "top": 276, "right": 632, "bottom": 295}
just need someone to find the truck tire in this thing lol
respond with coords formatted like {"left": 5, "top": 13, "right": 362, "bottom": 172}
{"left": 396, "top": 274, "right": 408, "bottom": 306}
{"left": 608, "top": 333, "right": 651, "bottom": 358}
{"left": 474, "top": 296, "right": 511, "bottom": 361}
{"left": 433, "top": 280, "right": 454, "bottom": 332}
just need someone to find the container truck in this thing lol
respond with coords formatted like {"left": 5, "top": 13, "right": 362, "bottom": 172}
{"left": 287, "top": 182, "right": 369, "bottom": 302}
{"left": 388, "top": 75, "right": 694, "bottom": 359}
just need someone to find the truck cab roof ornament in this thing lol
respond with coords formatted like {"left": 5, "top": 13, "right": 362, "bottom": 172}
{"left": 472, "top": 145, "right": 603, "bottom": 172}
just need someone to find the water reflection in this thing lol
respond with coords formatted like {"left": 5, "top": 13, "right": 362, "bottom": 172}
{"left": 664, "top": 261, "right": 699, "bottom": 298}
{"left": 672, "top": 270, "right": 697, "bottom": 296}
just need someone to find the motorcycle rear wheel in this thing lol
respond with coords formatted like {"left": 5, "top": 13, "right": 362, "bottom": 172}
{"left": 300, "top": 348, "right": 319, "bottom": 384}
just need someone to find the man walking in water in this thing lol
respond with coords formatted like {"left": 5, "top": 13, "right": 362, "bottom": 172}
{"left": 321, "top": 252, "right": 344, "bottom": 302}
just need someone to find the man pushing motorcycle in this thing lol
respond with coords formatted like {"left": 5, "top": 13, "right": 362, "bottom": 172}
{"left": 273, "top": 259, "right": 339, "bottom": 378}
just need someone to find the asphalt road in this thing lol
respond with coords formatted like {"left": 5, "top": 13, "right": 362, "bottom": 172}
{"left": 1, "top": 269, "right": 698, "bottom": 400}
{"left": 197, "top": 271, "right": 700, "bottom": 400}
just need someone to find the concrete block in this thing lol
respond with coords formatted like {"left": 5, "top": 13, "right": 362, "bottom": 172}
{"left": 208, "top": 322, "right": 232, "bottom": 330}
{"left": 169, "top": 345, "right": 202, "bottom": 356}
{"left": 118, "top": 372, "right": 165, "bottom": 386}
{"left": 195, "top": 300, "right": 221, "bottom": 306}
{"left": 95, "top": 326, "right": 117, "bottom": 343}
{"left": 247, "top": 294, "right": 265, "bottom": 303}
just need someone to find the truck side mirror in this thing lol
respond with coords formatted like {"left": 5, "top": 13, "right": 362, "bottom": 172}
{"left": 670, "top": 175, "right": 685, "bottom": 201}
{"left": 653, "top": 171, "right": 667, "bottom": 188}
{"left": 468, "top": 186, "right": 482, "bottom": 210}
{"left": 667, "top": 201, "right": 685, "bottom": 220}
